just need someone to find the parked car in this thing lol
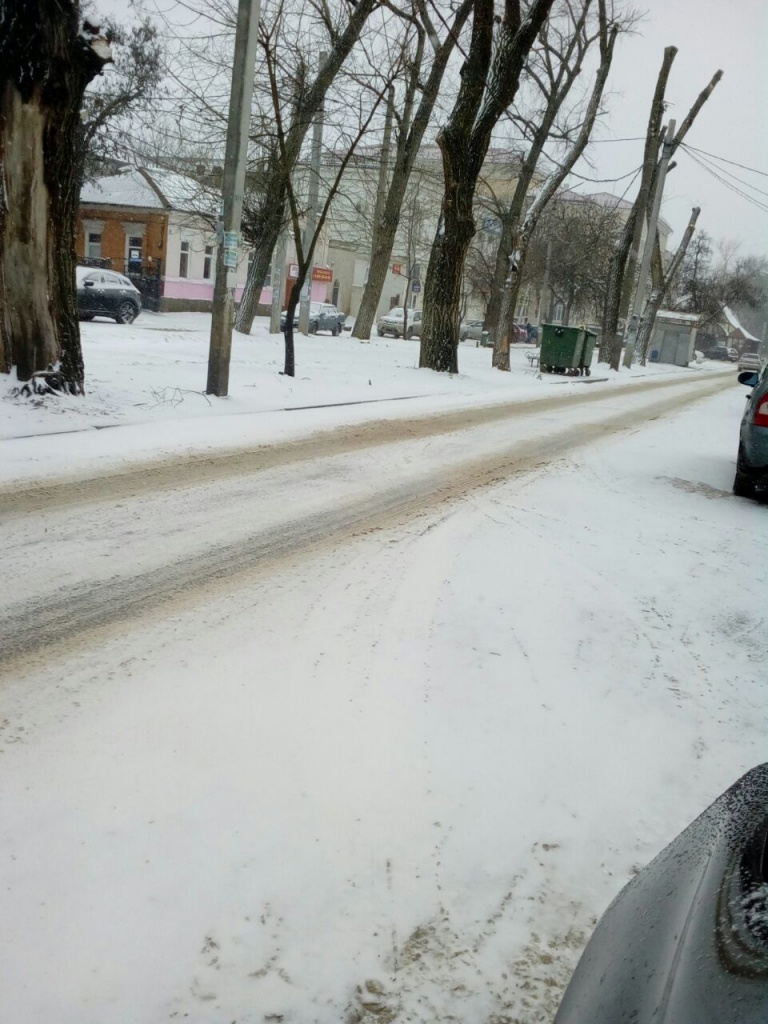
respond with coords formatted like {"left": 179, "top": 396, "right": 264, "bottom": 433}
{"left": 738, "top": 350, "right": 764, "bottom": 373}
{"left": 76, "top": 266, "right": 141, "bottom": 324}
{"left": 279, "top": 302, "right": 345, "bottom": 335}
{"left": 377, "top": 307, "right": 422, "bottom": 338}
{"left": 460, "top": 319, "right": 485, "bottom": 342}
{"left": 706, "top": 344, "right": 739, "bottom": 361}
{"left": 733, "top": 366, "right": 768, "bottom": 498}
{"left": 475, "top": 323, "right": 528, "bottom": 347}
{"left": 555, "top": 764, "right": 768, "bottom": 1024}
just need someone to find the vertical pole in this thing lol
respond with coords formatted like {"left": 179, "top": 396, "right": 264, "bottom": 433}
{"left": 623, "top": 119, "right": 676, "bottom": 367}
{"left": 206, "top": 0, "right": 262, "bottom": 397}
{"left": 298, "top": 52, "right": 327, "bottom": 337}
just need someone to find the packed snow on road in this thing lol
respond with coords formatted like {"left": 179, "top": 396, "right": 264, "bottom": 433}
{"left": 0, "top": 317, "right": 764, "bottom": 1023}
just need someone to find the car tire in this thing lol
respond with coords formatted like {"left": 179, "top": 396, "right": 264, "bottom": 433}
{"left": 80, "top": 314, "right": 94, "bottom": 321}
{"left": 733, "top": 444, "right": 756, "bottom": 498}
{"left": 331, "top": 325, "right": 339, "bottom": 337}
{"left": 309, "top": 321, "right": 318, "bottom": 334}
{"left": 115, "top": 301, "right": 138, "bottom": 324}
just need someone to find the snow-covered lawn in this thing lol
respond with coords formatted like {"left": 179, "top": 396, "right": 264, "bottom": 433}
{"left": 0, "top": 332, "right": 764, "bottom": 1024}
{"left": 0, "top": 311, "right": 726, "bottom": 484}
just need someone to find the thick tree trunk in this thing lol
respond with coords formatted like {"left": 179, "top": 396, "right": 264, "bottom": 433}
{"left": 419, "top": 198, "right": 476, "bottom": 374}
{"left": 0, "top": 2, "right": 110, "bottom": 390}
{"left": 484, "top": 212, "right": 516, "bottom": 343}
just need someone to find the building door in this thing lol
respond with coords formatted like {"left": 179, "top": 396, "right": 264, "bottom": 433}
{"left": 126, "top": 235, "right": 144, "bottom": 274}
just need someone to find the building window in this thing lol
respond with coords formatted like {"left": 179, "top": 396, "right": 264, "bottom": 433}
{"left": 179, "top": 240, "right": 190, "bottom": 278}
{"left": 203, "top": 245, "right": 213, "bottom": 280}
{"left": 87, "top": 232, "right": 102, "bottom": 259}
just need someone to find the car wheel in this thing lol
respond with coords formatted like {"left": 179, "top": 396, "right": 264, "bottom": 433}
{"left": 80, "top": 314, "right": 94, "bottom": 321}
{"left": 331, "top": 324, "right": 339, "bottom": 337}
{"left": 115, "top": 301, "right": 138, "bottom": 324}
{"left": 733, "top": 444, "right": 756, "bottom": 498}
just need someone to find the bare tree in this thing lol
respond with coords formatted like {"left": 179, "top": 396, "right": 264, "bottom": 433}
{"left": 1, "top": 2, "right": 112, "bottom": 391}
{"left": 669, "top": 231, "right": 765, "bottom": 330}
{"left": 261, "top": 12, "right": 390, "bottom": 375}
{"left": 600, "top": 51, "right": 722, "bottom": 369}
{"left": 80, "top": 15, "right": 163, "bottom": 178}
{"left": 492, "top": 0, "right": 618, "bottom": 369}
{"left": 351, "top": 0, "right": 476, "bottom": 339}
{"left": 635, "top": 205, "right": 699, "bottom": 363}
{"left": 532, "top": 194, "right": 622, "bottom": 324}
{"left": 419, "top": 0, "right": 557, "bottom": 373}
{"left": 233, "top": 0, "right": 385, "bottom": 333}
{"left": 483, "top": 0, "right": 629, "bottom": 342}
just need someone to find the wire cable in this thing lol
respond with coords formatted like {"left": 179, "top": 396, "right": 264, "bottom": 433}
{"left": 680, "top": 143, "right": 768, "bottom": 180}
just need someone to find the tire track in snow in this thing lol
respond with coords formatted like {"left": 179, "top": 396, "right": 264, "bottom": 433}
{"left": 0, "top": 376, "right": 730, "bottom": 671}
{"left": 0, "top": 371, "right": 732, "bottom": 520}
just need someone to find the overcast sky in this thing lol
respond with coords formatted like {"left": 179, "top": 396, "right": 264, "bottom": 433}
{"left": 572, "top": 0, "right": 768, "bottom": 257}
{"left": 100, "top": 0, "right": 767, "bottom": 257}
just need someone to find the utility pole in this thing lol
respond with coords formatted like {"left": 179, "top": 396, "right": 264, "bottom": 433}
{"left": 623, "top": 120, "right": 676, "bottom": 368}
{"left": 206, "top": 0, "right": 262, "bottom": 397}
{"left": 298, "top": 52, "right": 327, "bottom": 337}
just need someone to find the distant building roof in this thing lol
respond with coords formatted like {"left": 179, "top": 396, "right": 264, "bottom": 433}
{"left": 723, "top": 305, "right": 760, "bottom": 342}
{"left": 80, "top": 167, "right": 218, "bottom": 216}
{"left": 80, "top": 168, "right": 166, "bottom": 209}
{"left": 656, "top": 309, "right": 700, "bottom": 324}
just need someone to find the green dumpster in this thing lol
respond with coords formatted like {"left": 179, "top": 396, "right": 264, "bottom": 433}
{"left": 540, "top": 324, "right": 597, "bottom": 376}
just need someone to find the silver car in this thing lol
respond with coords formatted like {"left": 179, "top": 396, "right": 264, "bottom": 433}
{"left": 377, "top": 307, "right": 422, "bottom": 339}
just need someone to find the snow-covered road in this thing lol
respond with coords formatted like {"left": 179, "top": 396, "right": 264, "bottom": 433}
{"left": 0, "top": 376, "right": 765, "bottom": 1024}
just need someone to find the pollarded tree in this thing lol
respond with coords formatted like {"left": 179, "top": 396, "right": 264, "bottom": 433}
{"left": 0, "top": 1, "right": 112, "bottom": 391}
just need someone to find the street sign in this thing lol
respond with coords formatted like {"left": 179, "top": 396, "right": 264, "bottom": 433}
{"left": 223, "top": 248, "right": 238, "bottom": 269}
{"left": 288, "top": 263, "right": 299, "bottom": 278}
{"left": 411, "top": 282, "right": 421, "bottom": 293}
{"left": 223, "top": 230, "right": 240, "bottom": 249}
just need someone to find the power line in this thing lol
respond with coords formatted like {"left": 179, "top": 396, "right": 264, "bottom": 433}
{"left": 680, "top": 143, "right": 768, "bottom": 180}
{"left": 684, "top": 149, "right": 768, "bottom": 216}
{"left": 680, "top": 144, "right": 768, "bottom": 200}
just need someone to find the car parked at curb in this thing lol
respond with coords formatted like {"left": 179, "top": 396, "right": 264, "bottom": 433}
{"left": 279, "top": 302, "right": 345, "bottom": 335}
{"left": 706, "top": 343, "right": 739, "bottom": 362}
{"left": 460, "top": 319, "right": 485, "bottom": 342}
{"left": 376, "top": 307, "right": 422, "bottom": 339}
{"left": 76, "top": 266, "right": 142, "bottom": 324}
{"left": 738, "top": 350, "right": 764, "bottom": 373}
{"left": 733, "top": 366, "right": 768, "bottom": 499}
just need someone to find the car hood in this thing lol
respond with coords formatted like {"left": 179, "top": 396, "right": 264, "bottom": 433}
{"left": 555, "top": 764, "right": 768, "bottom": 1024}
